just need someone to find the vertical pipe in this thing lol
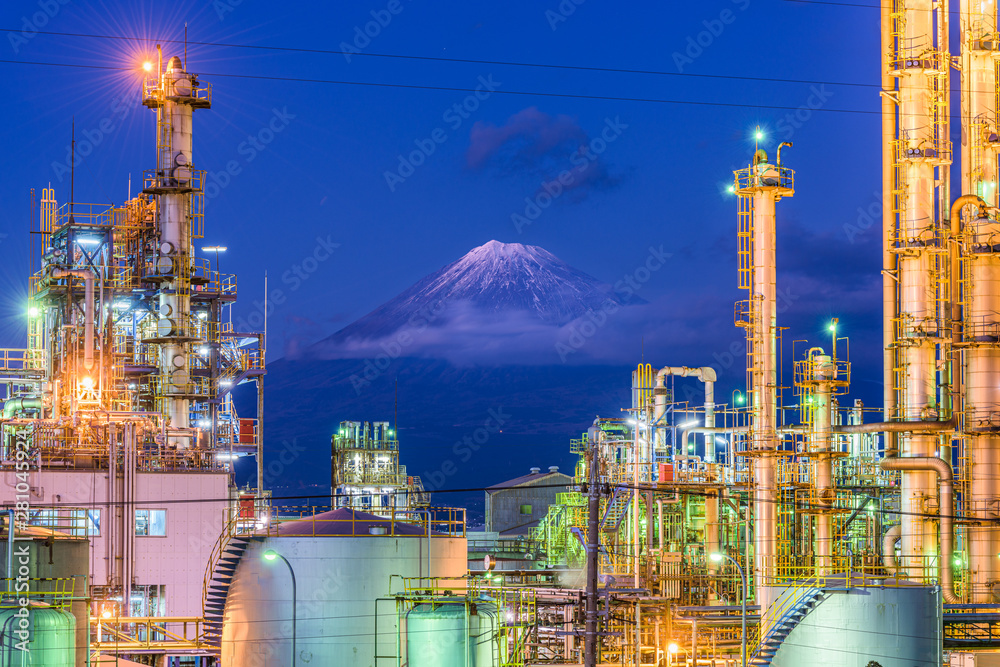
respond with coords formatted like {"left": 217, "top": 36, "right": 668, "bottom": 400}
{"left": 584, "top": 425, "right": 601, "bottom": 667}
{"left": 882, "top": 0, "right": 898, "bottom": 434}
{"left": 960, "top": 0, "right": 1000, "bottom": 603}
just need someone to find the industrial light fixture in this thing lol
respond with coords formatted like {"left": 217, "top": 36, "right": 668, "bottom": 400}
{"left": 197, "top": 311, "right": 208, "bottom": 320}
{"left": 76, "top": 237, "right": 101, "bottom": 246}
{"left": 202, "top": 246, "right": 227, "bottom": 253}
{"left": 80, "top": 376, "right": 94, "bottom": 389}
{"left": 143, "top": 61, "right": 153, "bottom": 72}
{"left": 828, "top": 322, "right": 837, "bottom": 332}
{"left": 220, "top": 380, "right": 232, "bottom": 387}
{"left": 709, "top": 553, "right": 723, "bottom": 563}
{"left": 27, "top": 307, "right": 39, "bottom": 318}
{"left": 677, "top": 420, "right": 699, "bottom": 429}
{"left": 754, "top": 130, "right": 764, "bottom": 141}
{"left": 727, "top": 185, "right": 735, "bottom": 194}
{"left": 263, "top": 550, "right": 277, "bottom": 561}
{"left": 101, "top": 609, "right": 112, "bottom": 619}
{"left": 667, "top": 642, "right": 679, "bottom": 654}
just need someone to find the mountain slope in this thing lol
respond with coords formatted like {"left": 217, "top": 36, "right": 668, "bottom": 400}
{"left": 312, "top": 240, "right": 637, "bottom": 350}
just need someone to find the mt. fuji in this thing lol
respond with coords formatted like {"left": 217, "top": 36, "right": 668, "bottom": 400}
{"left": 308, "top": 240, "right": 641, "bottom": 360}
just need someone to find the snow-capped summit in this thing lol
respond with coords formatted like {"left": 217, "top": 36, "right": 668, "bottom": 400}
{"left": 312, "top": 240, "right": 634, "bottom": 349}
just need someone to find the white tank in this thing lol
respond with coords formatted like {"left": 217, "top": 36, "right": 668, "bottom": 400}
{"left": 769, "top": 583, "right": 940, "bottom": 666}
{"left": 221, "top": 509, "right": 467, "bottom": 667}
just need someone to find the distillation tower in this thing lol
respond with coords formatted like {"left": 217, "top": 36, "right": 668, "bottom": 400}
{"left": 0, "top": 51, "right": 266, "bottom": 662}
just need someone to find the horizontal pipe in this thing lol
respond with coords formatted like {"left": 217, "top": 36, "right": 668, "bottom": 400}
{"left": 879, "top": 456, "right": 958, "bottom": 603}
{"left": 2, "top": 397, "right": 41, "bottom": 419}
{"left": 833, "top": 417, "right": 956, "bottom": 435}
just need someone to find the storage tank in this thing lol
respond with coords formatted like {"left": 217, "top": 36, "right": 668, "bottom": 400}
{"left": 221, "top": 508, "right": 467, "bottom": 667}
{"left": 0, "top": 605, "right": 75, "bottom": 666}
{"left": 405, "top": 600, "right": 499, "bottom": 667}
{"left": 0, "top": 524, "right": 89, "bottom": 667}
{"left": 770, "top": 582, "right": 940, "bottom": 667}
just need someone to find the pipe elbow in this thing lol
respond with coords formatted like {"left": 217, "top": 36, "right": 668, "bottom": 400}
{"left": 879, "top": 456, "right": 952, "bottom": 483}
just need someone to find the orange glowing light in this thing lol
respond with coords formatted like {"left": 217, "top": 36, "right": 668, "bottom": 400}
{"left": 101, "top": 610, "right": 112, "bottom": 619}
{"left": 143, "top": 61, "right": 154, "bottom": 72}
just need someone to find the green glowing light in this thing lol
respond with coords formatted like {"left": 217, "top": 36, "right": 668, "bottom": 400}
{"left": 27, "top": 307, "right": 39, "bottom": 318}
{"left": 263, "top": 550, "right": 278, "bottom": 562}
{"left": 828, "top": 322, "right": 836, "bottom": 332}
{"left": 755, "top": 130, "right": 764, "bottom": 141}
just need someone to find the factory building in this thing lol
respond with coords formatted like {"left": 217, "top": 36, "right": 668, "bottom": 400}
{"left": 485, "top": 466, "right": 573, "bottom": 536}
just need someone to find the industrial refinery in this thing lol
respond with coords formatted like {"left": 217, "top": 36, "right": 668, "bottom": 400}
{"left": 5, "top": 0, "right": 1000, "bottom": 666}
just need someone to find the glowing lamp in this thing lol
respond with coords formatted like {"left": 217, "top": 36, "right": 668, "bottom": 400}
{"left": 101, "top": 609, "right": 112, "bottom": 619}
{"left": 709, "top": 553, "right": 724, "bottom": 563}
{"left": 755, "top": 130, "right": 763, "bottom": 140}
{"left": 668, "top": 642, "right": 679, "bottom": 654}
{"left": 27, "top": 307, "right": 39, "bottom": 318}
{"left": 80, "top": 376, "right": 94, "bottom": 389}
{"left": 143, "top": 61, "right": 153, "bottom": 72}
{"left": 828, "top": 322, "right": 837, "bottom": 332}
{"left": 263, "top": 550, "right": 278, "bottom": 562}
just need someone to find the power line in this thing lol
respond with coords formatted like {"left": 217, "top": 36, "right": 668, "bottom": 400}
{"left": 1, "top": 56, "right": 885, "bottom": 117}
{"left": 0, "top": 26, "right": 883, "bottom": 90}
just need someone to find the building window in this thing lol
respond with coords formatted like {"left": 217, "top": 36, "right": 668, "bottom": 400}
{"left": 70, "top": 510, "right": 100, "bottom": 536}
{"left": 135, "top": 510, "right": 166, "bottom": 537}
{"left": 27, "top": 509, "right": 58, "bottom": 528}
{"left": 519, "top": 504, "right": 532, "bottom": 515}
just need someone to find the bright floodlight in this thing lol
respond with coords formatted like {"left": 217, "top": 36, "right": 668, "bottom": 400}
{"left": 755, "top": 130, "right": 763, "bottom": 140}
{"left": 828, "top": 322, "right": 837, "bottom": 332}
{"left": 101, "top": 609, "right": 112, "bottom": 619}
{"left": 736, "top": 393, "right": 745, "bottom": 405}
{"left": 709, "top": 553, "right": 724, "bottom": 563}
{"left": 27, "top": 307, "right": 39, "bottom": 318}
{"left": 143, "top": 61, "right": 153, "bottom": 72}
{"left": 667, "top": 642, "right": 679, "bottom": 654}
{"left": 727, "top": 185, "right": 735, "bottom": 193}
{"left": 202, "top": 246, "right": 228, "bottom": 253}
{"left": 677, "top": 420, "right": 699, "bottom": 429}
{"left": 263, "top": 550, "right": 278, "bottom": 561}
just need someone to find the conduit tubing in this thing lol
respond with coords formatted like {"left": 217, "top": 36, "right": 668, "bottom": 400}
{"left": 882, "top": 524, "right": 902, "bottom": 576}
{"left": 879, "top": 457, "right": 959, "bottom": 603}
{"left": 50, "top": 268, "right": 97, "bottom": 372}
{"left": 832, "top": 417, "right": 956, "bottom": 437}
{"left": 653, "top": 366, "right": 717, "bottom": 456}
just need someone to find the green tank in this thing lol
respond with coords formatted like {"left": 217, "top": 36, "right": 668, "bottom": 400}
{"left": 406, "top": 601, "right": 500, "bottom": 667}
{"left": 0, "top": 606, "right": 75, "bottom": 667}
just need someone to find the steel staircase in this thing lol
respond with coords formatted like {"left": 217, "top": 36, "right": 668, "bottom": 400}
{"left": 601, "top": 487, "right": 632, "bottom": 532}
{"left": 749, "top": 587, "right": 824, "bottom": 666}
{"left": 203, "top": 533, "right": 253, "bottom": 652}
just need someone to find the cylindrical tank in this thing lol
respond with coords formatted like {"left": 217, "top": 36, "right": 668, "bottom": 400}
{"left": 221, "top": 508, "right": 468, "bottom": 667}
{"left": 405, "top": 601, "right": 499, "bottom": 667}
{"left": 407, "top": 603, "right": 473, "bottom": 667}
{"left": 0, "top": 606, "right": 75, "bottom": 667}
{"left": 0, "top": 530, "right": 89, "bottom": 667}
{"left": 771, "top": 583, "right": 940, "bottom": 667}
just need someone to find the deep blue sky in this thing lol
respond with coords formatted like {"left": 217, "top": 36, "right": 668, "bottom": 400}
{"left": 0, "top": 1, "right": 889, "bottom": 459}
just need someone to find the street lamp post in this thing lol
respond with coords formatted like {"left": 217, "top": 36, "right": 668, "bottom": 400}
{"left": 263, "top": 549, "right": 297, "bottom": 667}
{"left": 202, "top": 245, "right": 227, "bottom": 282}
{"left": 710, "top": 552, "right": 747, "bottom": 667}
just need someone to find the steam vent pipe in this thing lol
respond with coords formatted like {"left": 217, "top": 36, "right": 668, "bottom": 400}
{"left": 880, "top": 456, "right": 959, "bottom": 603}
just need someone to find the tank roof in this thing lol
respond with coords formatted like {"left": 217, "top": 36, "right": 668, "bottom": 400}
{"left": 274, "top": 507, "right": 441, "bottom": 537}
